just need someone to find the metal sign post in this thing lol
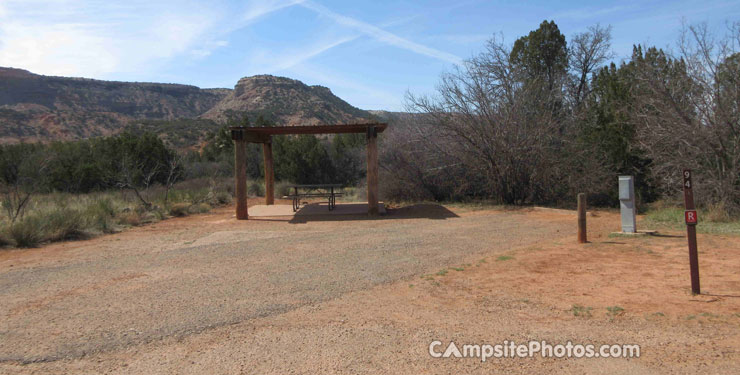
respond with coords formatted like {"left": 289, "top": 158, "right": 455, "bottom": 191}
{"left": 682, "top": 169, "right": 700, "bottom": 295}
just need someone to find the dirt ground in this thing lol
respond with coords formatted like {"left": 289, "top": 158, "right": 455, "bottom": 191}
{"left": 0, "top": 200, "right": 738, "bottom": 374}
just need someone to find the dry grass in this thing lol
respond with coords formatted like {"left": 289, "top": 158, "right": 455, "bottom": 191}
{"left": 169, "top": 203, "right": 191, "bottom": 217}
{"left": 644, "top": 202, "right": 740, "bottom": 235}
{"left": 0, "top": 178, "right": 234, "bottom": 249}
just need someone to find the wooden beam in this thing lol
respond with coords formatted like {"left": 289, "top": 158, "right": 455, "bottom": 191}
{"left": 235, "top": 139, "right": 248, "bottom": 220}
{"left": 229, "top": 123, "right": 388, "bottom": 137}
{"left": 230, "top": 127, "right": 270, "bottom": 143}
{"left": 263, "top": 140, "right": 275, "bottom": 205}
{"left": 244, "top": 132, "right": 271, "bottom": 143}
{"left": 366, "top": 126, "right": 379, "bottom": 215}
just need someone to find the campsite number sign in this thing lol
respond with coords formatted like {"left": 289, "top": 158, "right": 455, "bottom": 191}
{"left": 683, "top": 170, "right": 692, "bottom": 188}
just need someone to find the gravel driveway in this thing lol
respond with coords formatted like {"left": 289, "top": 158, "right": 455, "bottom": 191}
{"left": 0, "top": 204, "right": 570, "bottom": 364}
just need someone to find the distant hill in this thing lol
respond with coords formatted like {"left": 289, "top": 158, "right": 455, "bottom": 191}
{"left": 0, "top": 68, "right": 373, "bottom": 145}
{"left": 367, "top": 110, "right": 411, "bottom": 123}
{"left": 200, "top": 75, "right": 371, "bottom": 125}
{"left": 0, "top": 67, "right": 228, "bottom": 143}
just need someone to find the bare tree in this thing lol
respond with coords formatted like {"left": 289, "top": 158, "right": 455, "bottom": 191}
{"left": 397, "top": 35, "right": 607, "bottom": 204}
{"left": 163, "top": 153, "right": 183, "bottom": 207}
{"left": 0, "top": 147, "right": 48, "bottom": 222}
{"left": 632, "top": 21, "right": 740, "bottom": 213}
{"left": 113, "top": 155, "right": 160, "bottom": 209}
{"left": 569, "top": 24, "right": 615, "bottom": 107}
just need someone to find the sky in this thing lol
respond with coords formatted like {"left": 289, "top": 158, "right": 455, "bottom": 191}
{"left": 0, "top": 0, "right": 739, "bottom": 111}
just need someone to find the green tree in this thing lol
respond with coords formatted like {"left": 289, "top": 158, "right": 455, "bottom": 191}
{"left": 201, "top": 125, "right": 235, "bottom": 162}
{"left": 273, "top": 135, "right": 335, "bottom": 184}
{"left": 329, "top": 133, "right": 365, "bottom": 185}
{"left": 579, "top": 60, "right": 656, "bottom": 205}
{"left": 510, "top": 20, "right": 568, "bottom": 89}
{"left": 46, "top": 140, "right": 103, "bottom": 193}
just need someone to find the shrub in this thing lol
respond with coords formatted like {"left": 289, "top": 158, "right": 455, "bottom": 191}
{"left": 248, "top": 181, "right": 264, "bottom": 197}
{"left": 214, "top": 191, "right": 232, "bottom": 205}
{"left": 169, "top": 203, "right": 190, "bottom": 217}
{"left": 117, "top": 211, "right": 142, "bottom": 226}
{"left": 276, "top": 181, "right": 293, "bottom": 198}
{"left": 94, "top": 198, "right": 117, "bottom": 218}
{"left": 139, "top": 210, "right": 163, "bottom": 224}
{"left": 9, "top": 216, "right": 44, "bottom": 248}
{"left": 0, "top": 228, "right": 12, "bottom": 248}
{"left": 342, "top": 185, "right": 365, "bottom": 202}
{"left": 84, "top": 198, "right": 118, "bottom": 233}
{"left": 44, "top": 207, "right": 86, "bottom": 242}
{"left": 188, "top": 203, "right": 211, "bottom": 214}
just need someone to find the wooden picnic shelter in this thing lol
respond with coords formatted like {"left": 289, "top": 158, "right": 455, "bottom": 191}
{"left": 230, "top": 122, "right": 388, "bottom": 219}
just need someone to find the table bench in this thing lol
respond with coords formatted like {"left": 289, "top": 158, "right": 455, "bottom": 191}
{"left": 283, "top": 184, "right": 343, "bottom": 212}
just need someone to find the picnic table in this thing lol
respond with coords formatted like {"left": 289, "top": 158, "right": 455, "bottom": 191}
{"left": 284, "top": 184, "right": 343, "bottom": 212}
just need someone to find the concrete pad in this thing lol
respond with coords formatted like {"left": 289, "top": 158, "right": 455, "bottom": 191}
{"left": 249, "top": 202, "right": 386, "bottom": 217}
{"left": 610, "top": 230, "right": 657, "bottom": 236}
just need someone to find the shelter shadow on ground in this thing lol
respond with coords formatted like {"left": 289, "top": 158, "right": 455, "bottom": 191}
{"left": 245, "top": 203, "right": 459, "bottom": 223}
{"left": 249, "top": 202, "right": 385, "bottom": 217}
{"left": 286, "top": 203, "right": 459, "bottom": 224}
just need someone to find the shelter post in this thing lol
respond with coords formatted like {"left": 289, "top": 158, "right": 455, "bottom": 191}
{"left": 367, "top": 126, "right": 379, "bottom": 215}
{"left": 263, "top": 139, "right": 275, "bottom": 205}
{"left": 232, "top": 129, "right": 249, "bottom": 220}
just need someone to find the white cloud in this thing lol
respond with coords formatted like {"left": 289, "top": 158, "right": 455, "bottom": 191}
{"left": 0, "top": 0, "right": 237, "bottom": 77}
{"left": 242, "top": 0, "right": 305, "bottom": 23}
{"left": 299, "top": 1, "right": 463, "bottom": 65}
{"left": 191, "top": 40, "right": 230, "bottom": 59}
{"left": 0, "top": 21, "right": 118, "bottom": 77}
{"left": 250, "top": 35, "right": 359, "bottom": 74}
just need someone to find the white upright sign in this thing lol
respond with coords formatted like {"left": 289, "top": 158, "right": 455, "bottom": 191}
{"left": 619, "top": 175, "right": 636, "bottom": 233}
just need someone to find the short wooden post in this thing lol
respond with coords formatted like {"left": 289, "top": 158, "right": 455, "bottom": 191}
{"left": 263, "top": 140, "right": 274, "bottom": 205}
{"left": 366, "top": 126, "right": 379, "bottom": 215}
{"left": 577, "top": 193, "right": 587, "bottom": 243}
{"left": 234, "top": 138, "right": 248, "bottom": 220}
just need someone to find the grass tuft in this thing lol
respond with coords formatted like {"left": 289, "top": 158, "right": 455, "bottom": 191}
{"left": 43, "top": 207, "right": 87, "bottom": 242}
{"left": 84, "top": 198, "right": 118, "bottom": 233}
{"left": 9, "top": 216, "right": 44, "bottom": 248}
{"left": 606, "top": 306, "right": 625, "bottom": 321}
{"left": 570, "top": 304, "right": 593, "bottom": 317}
